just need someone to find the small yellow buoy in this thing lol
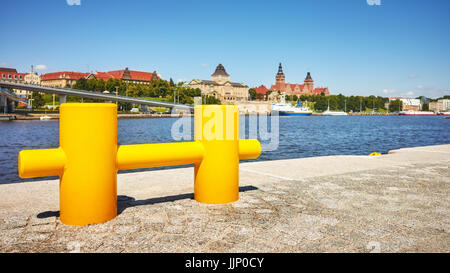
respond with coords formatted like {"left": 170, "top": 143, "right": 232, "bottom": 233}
{"left": 368, "top": 152, "right": 382, "bottom": 156}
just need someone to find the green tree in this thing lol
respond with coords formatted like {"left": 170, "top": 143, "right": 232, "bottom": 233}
{"left": 32, "top": 92, "right": 45, "bottom": 109}
{"left": 248, "top": 88, "right": 256, "bottom": 100}
{"left": 73, "top": 78, "right": 88, "bottom": 90}
{"left": 255, "top": 93, "right": 264, "bottom": 100}
{"left": 202, "top": 95, "right": 221, "bottom": 104}
{"left": 389, "top": 99, "right": 403, "bottom": 112}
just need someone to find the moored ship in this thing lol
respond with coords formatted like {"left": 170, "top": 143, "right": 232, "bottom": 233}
{"left": 399, "top": 111, "right": 436, "bottom": 116}
{"left": 271, "top": 98, "right": 312, "bottom": 116}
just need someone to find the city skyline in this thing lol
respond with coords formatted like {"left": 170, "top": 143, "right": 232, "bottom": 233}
{"left": 1, "top": 0, "right": 449, "bottom": 98}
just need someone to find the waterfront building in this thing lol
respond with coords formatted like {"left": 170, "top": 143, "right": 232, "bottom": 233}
{"left": 399, "top": 98, "right": 421, "bottom": 111}
{"left": 0, "top": 67, "right": 26, "bottom": 82}
{"left": 0, "top": 67, "right": 29, "bottom": 98}
{"left": 18, "top": 66, "right": 42, "bottom": 97}
{"left": 187, "top": 64, "right": 249, "bottom": 103}
{"left": 234, "top": 101, "right": 272, "bottom": 114}
{"left": 86, "top": 67, "right": 160, "bottom": 84}
{"left": 438, "top": 99, "right": 450, "bottom": 111}
{"left": 430, "top": 99, "right": 450, "bottom": 112}
{"left": 24, "top": 70, "right": 41, "bottom": 85}
{"left": 251, "top": 85, "right": 269, "bottom": 101}
{"left": 40, "top": 71, "right": 90, "bottom": 88}
{"left": 40, "top": 67, "right": 160, "bottom": 88}
{"left": 388, "top": 97, "right": 422, "bottom": 111}
{"left": 255, "top": 85, "right": 269, "bottom": 95}
{"left": 270, "top": 63, "right": 330, "bottom": 96}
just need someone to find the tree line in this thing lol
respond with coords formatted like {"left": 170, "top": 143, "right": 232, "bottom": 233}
{"left": 248, "top": 89, "right": 404, "bottom": 112}
{"left": 71, "top": 78, "right": 221, "bottom": 109}
{"left": 291, "top": 94, "right": 390, "bottom": 112}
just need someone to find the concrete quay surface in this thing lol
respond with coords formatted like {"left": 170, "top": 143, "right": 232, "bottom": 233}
{"left": 0, "top": 144, "right": 449, "bottom": 253}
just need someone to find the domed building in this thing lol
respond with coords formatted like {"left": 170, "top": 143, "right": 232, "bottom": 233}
{"left": 187, "top": 64, "right": 249, "bottom": 103}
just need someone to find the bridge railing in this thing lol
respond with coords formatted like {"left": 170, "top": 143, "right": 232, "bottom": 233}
{"left": 0, "top": 80, "right": 191, "bottom": 109}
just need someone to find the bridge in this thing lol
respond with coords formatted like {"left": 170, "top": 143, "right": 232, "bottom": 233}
{"left": 0, "top": 80, "right": 192, "bottom": 113}
{"left": 0, "top": 87, "right": 28, "bottom": 114}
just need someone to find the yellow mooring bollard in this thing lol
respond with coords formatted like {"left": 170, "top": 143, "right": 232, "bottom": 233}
{"left": 18, "top": 103, "right": 261, "bottom": 225}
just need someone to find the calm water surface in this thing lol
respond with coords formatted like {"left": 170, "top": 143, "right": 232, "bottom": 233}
{"left": 1, "top": 116, "right": 449, "bottom": 184}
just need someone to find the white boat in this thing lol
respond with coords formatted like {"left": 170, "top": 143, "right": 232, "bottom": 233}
{"left": 271, "top": 95, "right": 312, "bottom": 116}
{"left": 40, "top": 115, "right": 52, "bottom": 120}
{"left": 437, "top": 112, "right": 450, "bottom": 116}
{"left": 322, "top": 110, "right": 348, "bottom": 116}
{"left": 399, "top": 111, "right": 436, "bottom": 116}
{"left": 322, "top": 101, "right": 348, "bottom": 116}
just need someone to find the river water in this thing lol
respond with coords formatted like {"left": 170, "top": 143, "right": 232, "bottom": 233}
{"left": 1, "top": 115, "right": 449, "bottom": 184}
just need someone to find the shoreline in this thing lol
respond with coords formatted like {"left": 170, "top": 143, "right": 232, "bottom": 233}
{"left": 0, "top": 144, "right": 449, "bottom": 252}
{"left": 0, "top": 112, "right": 418, "bottom": 121}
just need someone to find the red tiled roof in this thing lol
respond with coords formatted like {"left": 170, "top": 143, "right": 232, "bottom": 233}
{"left": 91, "top": 72, "right": 115, "bottom": 81}
{"left": 0, "top": 67, "right": 18, "bottom": 73}
{"left": 40, "top": 69, "right": 160, "bottom": 82}
{"left": 41, "top": 72, "right": 89, "bottom": 81}
{"left": 106, "top": 69, "right": 159, "bottom": 81}
{"left": 254, "top": 85, "right": 269, "bottom": 95}
{"left": 0, "top": 68, "right": 27, "bottom": 80}
{"left": 271, "top": 83, "right": 305, "bottom": 91}
{"left": 289, "top": 84, "right": 305, "bottom": 90}
{"left": 313, "top": 87, "right": 328, "bottom": 95}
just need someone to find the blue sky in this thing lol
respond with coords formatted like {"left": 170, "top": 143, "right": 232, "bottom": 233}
{"left": 1, "top": 0, "right": 449, "bottom": 98}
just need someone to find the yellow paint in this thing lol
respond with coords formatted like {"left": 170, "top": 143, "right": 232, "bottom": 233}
{"left": 369, "top": 152, "right": 382, "bottom": 156}
{"left": 117, "top": 142, "right": 204, "bottom": 170}
{"left": 18, "top": 103, "right": 261, "bottom": 226}
{"left": 194, "top": 105, "right": 240, "bottom": 204}
{"left": 19, "top": 148, "right": 65, "bottom": 178}
{"left": 59, "top": 103, "right": 118, "bottom": 225}
{"left": 239, "top": 139, "right": 262, "bottom": 160}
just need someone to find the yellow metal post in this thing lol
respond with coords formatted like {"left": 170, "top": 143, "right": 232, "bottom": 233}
{"left": 59, "top": 103, "right": 118, "bottom": 225}
{"left": 194, "top": 105, "right": 239, "bottom": 204}
{"left": 19, "top": 103, "right": 118, "bottom": 225}
{"left": 18, "top": 103, "right": 261, "bottom": 225}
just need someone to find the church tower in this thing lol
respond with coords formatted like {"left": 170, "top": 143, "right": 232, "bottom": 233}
{"left": 304, "top": 72, "right": 314, "bottom": 92}
{"left": 275, "top": 63, "right": 286, "bottom": 90}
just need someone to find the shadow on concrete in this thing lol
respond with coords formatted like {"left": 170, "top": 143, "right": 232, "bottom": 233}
{"left": 37, "top": 210, "right": 59, "bottom": 218}
{"left": 36, "top": 185, "right": 259, "bottom": 219}
{"left": 117, "top": 185, "right": 259, "bottom": 215}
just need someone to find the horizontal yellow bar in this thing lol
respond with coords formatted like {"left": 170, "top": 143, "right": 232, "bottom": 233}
{"left": 238, "top": 139, "right": 261, "bottom": 160}
{"left": 18, "top": 148, "right": 66, "bottom": 178}
{"left": 117, "top": 141, "right": 204, "bottom": 170}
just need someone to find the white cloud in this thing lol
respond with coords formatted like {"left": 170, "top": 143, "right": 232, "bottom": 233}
{"left": 408, "top": 74, "right": 418, "bottom": 79}
{"left": 414, "top": 86, "right": 448, "bottom": 99}
{"left": 35, "top": 64, "right": 48, "bottom": 71}
{"left": 66, "top": 0, "right": 81, "bottom": 6}
{"left": 382, "top": 89, "right": 396, "bottom": 94}
{"left": 176, "top": 78, "right": 187, "bottom": 83}
{"left": 382, "top": 86, "right": 447, "bottom": 99}
{"left": 201, "top": 64, "right": 208, "bottom": 67}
